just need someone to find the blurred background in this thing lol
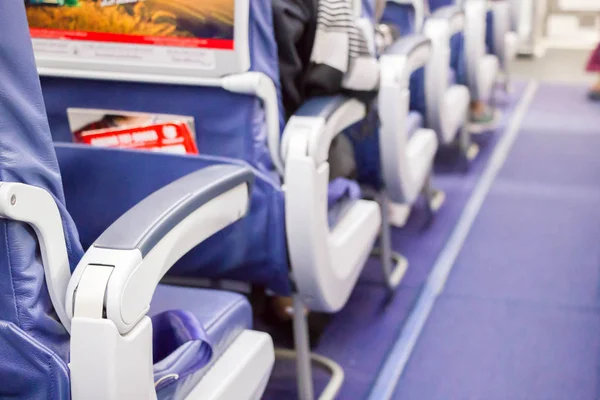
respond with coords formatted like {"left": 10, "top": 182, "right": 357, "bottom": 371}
{"left": 512, "top": 0, "right": 599, "bottom": 85}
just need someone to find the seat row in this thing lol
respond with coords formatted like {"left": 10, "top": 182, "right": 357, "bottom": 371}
{"left": 0, "top": 0, "right": 517, "bottom": 399}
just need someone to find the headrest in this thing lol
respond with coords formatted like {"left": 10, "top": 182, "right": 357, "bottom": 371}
{"left": 26, "top": 0, "right": 279, "bottom": 84}
{"left": 0, "top": 0, "right": 82, "bottom": 350}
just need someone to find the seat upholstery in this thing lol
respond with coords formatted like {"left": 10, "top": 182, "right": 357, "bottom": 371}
{"left": 327, "top": 178, "right": 362, "bottom": 228}
{"left": 0, "top": 1, "right": 82, "bottom": 398}
{"left": 151, "top": 286, "right": 252, "bottom": 358}
{"left": 406, "top": 111, "right": 425, "bottom": 140}
{"left": 41, "top": 0, "right": 293, "bottom": 297}
{"left": 55, "top": 144, "right": 290, "bottom": 295}
{"left": 149, "top": 286, "right": 252, "bottom": 398}
{"left": 0, "top": 2, "right": 256, "bottom": 399}
{"left": 381, "top": 2, "right": 417, "bottom": 36}
{"left": 428, "top": 0, "right": 456, "bottom": 11}
{"left": 41, "top": 0, "right": 372, "bottom": 298}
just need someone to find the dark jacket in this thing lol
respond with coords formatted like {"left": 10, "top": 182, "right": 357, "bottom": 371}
{"left": 271, "top": 0, "right": 349, "bottom": 118}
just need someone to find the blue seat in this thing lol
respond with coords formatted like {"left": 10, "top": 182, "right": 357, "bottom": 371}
{"left": 276, "top": 0, "right": 437, "bottom": 290}
{"left": 149, "top": 286, "right": 253, "bottom": 396}
{"left": 427, "top": 0, "right": 501, "bottom": 104}
{"left": 382, "top": 0, "right": 474, "bottom": 158}
{"left": 33, "top": 0, "right": 382, "bottom": 398}
{"left": 0, "top": 2, "right": 274, "bottom": 398}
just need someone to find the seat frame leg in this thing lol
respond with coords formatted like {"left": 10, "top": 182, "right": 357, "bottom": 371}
{"left": 274, "top": 294, "right": 345, "bottom": 400}
{"left": 457, "top": 121, "right": 480, "bottom": 170}
{"left": 374, "top": 192, "right": 409, "bottom": 292}
{"left": 292, "top": 293, "right": 315, "bottom": 400}
{"left": 423, "top": 174, "right": 445, "bottom": 214}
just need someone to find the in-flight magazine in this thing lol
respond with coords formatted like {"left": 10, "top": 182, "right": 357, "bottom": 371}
{"left": 67, "top": 108, "right": 198, "bottom": 154}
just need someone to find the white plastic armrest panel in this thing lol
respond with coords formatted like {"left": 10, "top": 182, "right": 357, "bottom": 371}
{"left": 423, "top": 16, "right": 462, "bottom": 139}
{"left": 66, "top": 165, "right": 254, "bottom": 335}
{"left": 283, "top": 95, "right": 367, "bottom": 165}
{"left": 378, "top": 35, "right": 435, "bottom": 203}
{"left": 222, "top": 73, "right": 283, "bottom": 176}
{"left": 282, "top": 96, "right": 382, "bottom": 312}
{"left": 185, "top": 330, "right": 274, "bottom": 400}
{"left": 463, "top": 0, "right": 488, "bottom": 95}
{"left": 429, "top": 5, "right": 466, "bottom": 35}
{"left": 490, "top": 1, "right": 515, "bottom": 67}
{"left": 382, "top": 34, "right": 432, "bottom": 80}
{"left": 0, "top": 182, "right": 72, "bottom": 331}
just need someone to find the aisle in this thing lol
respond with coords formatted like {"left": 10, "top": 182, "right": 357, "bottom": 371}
{"left": 393, "top": 84, "right": 600, "bottom": 399}
{"left": 264, "top": 84, "right": 528, "bottom": 400}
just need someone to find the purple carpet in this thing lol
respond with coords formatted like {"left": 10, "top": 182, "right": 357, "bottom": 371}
{"left": 262, "top": 83, "right": 528, "bottom": 399}
{"left": 394, "top": 84, "right": 600, "bottom": 399}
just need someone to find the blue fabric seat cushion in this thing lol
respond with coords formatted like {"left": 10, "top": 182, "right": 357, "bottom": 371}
{"left": 407, "top": 111, "right": 424, "bottom": 140}
{"left": 449, "top": 67, "right": 457, "bottom": 87}
{"left": 56, "top": 144, "right": 292, "bottom": 295}
{"left": 327, "top": 178, "right": 362, "bottom": 228}
{"left": 149, "top": 285, "right": 252, "bottom": 398}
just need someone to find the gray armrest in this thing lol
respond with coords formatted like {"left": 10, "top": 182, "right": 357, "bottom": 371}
{"left": 67, "top": 164, "right": 254, "bottom": 334}
{"left": 383, "top": 34, "right": 431, "bottom": 59}
{"left": 431, "top": 5, "right": 463, "bottom": 20}
{"left": 283, "top": 95, "right": 366, "bottom": 164}
{"left": 294, "top": 95, "right": 353, "bottom": 123}
{"left": 95, "top": 165, "right": 253, "bottom": 256}
{"left": 380, "top": 34, "right": 432, "bottom": 83}
{"left": 429, "top": 5, "right": 465, "bottom": 34}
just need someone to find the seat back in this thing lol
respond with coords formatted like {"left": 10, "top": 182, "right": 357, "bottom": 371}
{"left": 382, "top": 1, "right": 419, "bottom": 35}
{"left": 0, "top": 1, "right": 84, "bottom": 398}
{"left": 381, "top": 1, "right": 431, "bottom": 118}
{"left": 28, "top": 0, "right": 292, "bottom": 295}
{"left": 35, "top": 0, "right": 284, "bottom": 176}
{"left": 429, "top": 0, "right": 457, "bottom": 11}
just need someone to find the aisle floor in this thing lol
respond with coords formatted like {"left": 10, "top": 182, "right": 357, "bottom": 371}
{"left": 393, "top": 84, "right": 600, "bottom": 400}
{"left": 264, "top": 84, "right": 527, "bottom": 399}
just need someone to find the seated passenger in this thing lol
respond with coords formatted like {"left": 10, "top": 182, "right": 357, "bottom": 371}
{"left": 587, "top": 42, "right": 600, "bottom": 101}
{"left": 267, "top": 0, "right": 383, "bottom": 324}
{"left": 272, "top": 0, "right": 381, "bottom": 119}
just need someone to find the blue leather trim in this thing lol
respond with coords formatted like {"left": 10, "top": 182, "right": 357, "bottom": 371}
{"left": 294, "top": 95, "right": 352, "bottom": 121}
{"left": 0, "top": 321, "right": 70, "bottom": 400}
{"left": 384, "top": 34, "right": 431, "bottom": 57}
{"left": 0, "top": 0, "right": 83, "bottom": 367}
{"left": 95, "top": 166, "right": 254, "bottom": 256}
